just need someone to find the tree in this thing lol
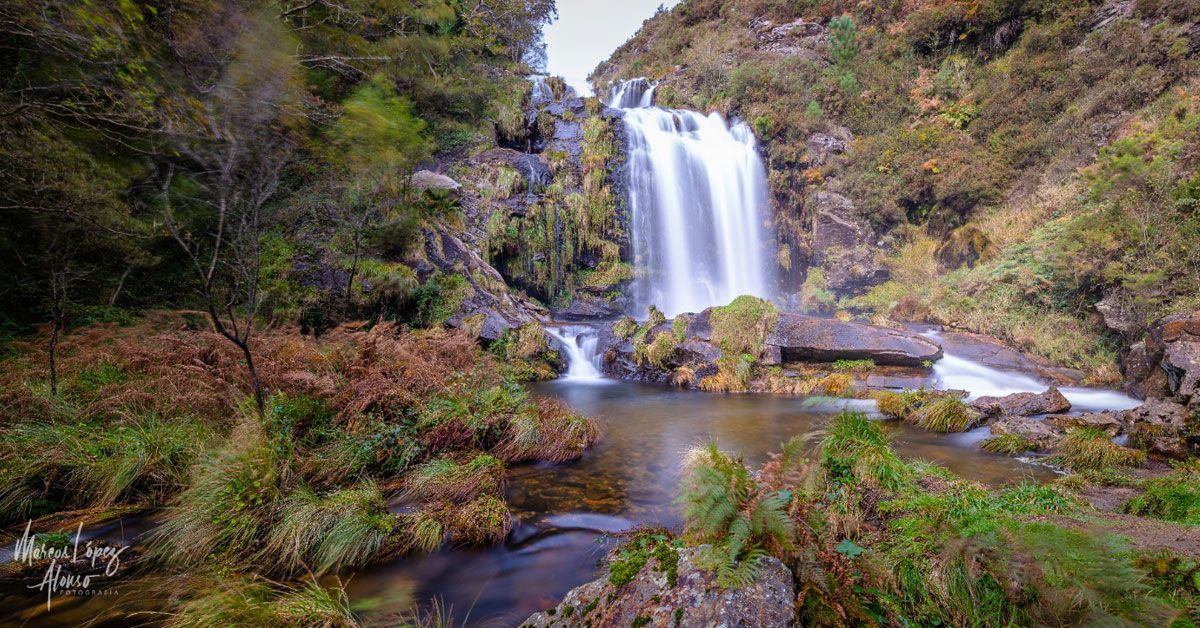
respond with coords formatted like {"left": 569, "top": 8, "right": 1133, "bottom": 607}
{"left": 160, "top": 9, "right": 303, "bottom": 415}
{"left": 326, "top": 74, "right": 431, "bottom": 307}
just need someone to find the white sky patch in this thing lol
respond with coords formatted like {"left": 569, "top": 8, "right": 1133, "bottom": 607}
{"left": 544, "top": 0, "right": 683, "bottom": 96}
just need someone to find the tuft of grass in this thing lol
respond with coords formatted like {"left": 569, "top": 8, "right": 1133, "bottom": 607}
{"left": 874, "top": 387, "right": 933, "bottom": 420}
{"left": 981, "top": 433, "right": 1034, "bottom": 456}
{"left": 1125, "top": 462, "right": 1200, "bottom": 525}
{"left": 698, "top": 353, "right": 754, "bottom": 393}
{"left": 832, "top": 359, "right": 875, "bottom": 373}
{"left": 815, "top": 373, "right": 854, "bottom": 397}
{"left": 908, "top": 397, "right": 978, "bottom": 433}
{"left": 820, "top": 411, "right": 910, "bottom": 491}
{"left": 447, "top": 494, "right": 512, "bottom": 545}
{"left": 1049, "top": 427, "right": 1147, "bottom": 471}
{"left": 404, "top": 454, "right": 503, "bottom": 504}
{"left": 267, "top": 481, "right": 394, "bottom": 574}
{"left": 612, "top": 316, "right": 638, "bottom": 341}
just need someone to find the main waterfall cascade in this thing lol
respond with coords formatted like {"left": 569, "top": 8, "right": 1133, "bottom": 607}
{"left": 608, "top": 79, "right": 776, "bottom": 317}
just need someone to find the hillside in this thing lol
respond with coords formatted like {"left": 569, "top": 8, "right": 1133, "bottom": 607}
{"left": 593, "top": 0, "right": 1200, "bottom": 383}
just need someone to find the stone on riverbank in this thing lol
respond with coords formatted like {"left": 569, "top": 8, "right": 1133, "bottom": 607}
{"left": 521, "top": 545, "right": 794, "bottom": 628}
{"left": 970, "top": 387, "right": 1071, "bottom": 418}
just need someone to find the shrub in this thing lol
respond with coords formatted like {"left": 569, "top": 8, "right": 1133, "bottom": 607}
{"left": 677, "top": 442, "right": 792, "bottom": 587}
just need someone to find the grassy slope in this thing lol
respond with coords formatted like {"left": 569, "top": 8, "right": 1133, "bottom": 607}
{"left": 592, "top": 0, "right": 1200, "bottom": 379}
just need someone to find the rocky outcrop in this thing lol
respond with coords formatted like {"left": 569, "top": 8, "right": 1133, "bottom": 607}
{"left": 552, "top": 295, "right": 622, "bottom": 321}
{"left": 990, "top": 416, "right": 1066, "bottom": 451}
{"left": 521, "top": 546, "right": 794, "bottom": 628}
{"left": 1123, "top": 398, "right": 1196, "bottom": 459}
{"left": 1126, "top": 310, "right": 1200, "bottom": 407}
{"left": 809, "top": 191, "right": 887, "bottom": 296}
{"left": 750, "top": 16, "right": 827, "bottom": 64}
{"left": 806, "top": 129, "right": 850, "bottom": 166}
{"left": 418, "top": 224, "right": 546, "bottom": 341}
{"left": 970, "top": 387, "right": 1071, "bottom": 418}
{"left": 769, "top": 312, "right": 942, "bottom": 367}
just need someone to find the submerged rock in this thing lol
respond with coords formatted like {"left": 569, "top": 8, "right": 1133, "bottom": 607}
{"left": 970, "top": 387, "right": 1071, "bottom": 418}
{"left": 521, "top": 545, "right": 794, "bottom": 628}
{"left": 990, "top": 416, "right": 1065, "bottom": 451}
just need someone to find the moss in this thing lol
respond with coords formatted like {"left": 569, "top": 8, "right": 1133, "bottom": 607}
{"left": 832, "top": 359, "right": 875, "bottom": 373}
{"left": 608, "top": 547, "right": 650, "bottom": 587}
{"left": 799, "top": 269, "right": 836, "bottom": 314}
{"left": 632, "top": 617, "right": 651, "bottom": 627}
{"left": 653, "top": 541, "right": 679, "bottom": 587}
{"left": 612, "top": 316, "right": 638, "bottom": 340}
{"left": 638, "top": 331, "right": 678, "bottom": 369}
{"left": 708, "top": 295, "right": 778, "bottom": 356}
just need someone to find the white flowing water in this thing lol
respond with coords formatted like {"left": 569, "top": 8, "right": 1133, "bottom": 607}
{"left": 546, "top": 325, "right": 606, "bottom": 382}
{"left": 923, "top": 331, "right": 1140, "bottom": 412}
{"left": 608, "top": 79, "right": 774, "bottom": 317}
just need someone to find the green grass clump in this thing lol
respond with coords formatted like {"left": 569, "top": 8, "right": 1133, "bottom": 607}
{"left": 981, "top": 433, "right": 1035, "bottom": 455}
{"left": 832, "top": 359, "right": 875, "bottom": 373}
{"left": 820, "top": 411, "right": 911, "bottom": 491}
{"left": 636, "top": 330, "right": 678, "bottom": 368}
{"left": 0, "top": 414, "right": 215, "bottom": 522}
{"left": 448, "top": 494, "right": 512, "bottom": 545}
{"left": 404, "top": 453, "right": 503, "bottom": 503}
{"left": 267, "top": 481, "right": 394, "bottom": 574}
{"left": 875, "top": 387, "right": 933, "bottom": 420}
{"left": 708, "top": 295, "right": 778, "bottom": 356}
{"left": 908, "top": 397, "right": 978, "bottom": 433}
{"left": 1049, "top": 427, "right": 1147, "bottom": 471}
{"left": 1125, "top": 463, "right": 1200, "bottom": 525}
{"left": 698, "top": 353, "right": 754, "bottom": 393}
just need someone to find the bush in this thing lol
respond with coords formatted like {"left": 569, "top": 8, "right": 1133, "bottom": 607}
{"left": 709, "top": 295, "right": 778, "bottom": 355}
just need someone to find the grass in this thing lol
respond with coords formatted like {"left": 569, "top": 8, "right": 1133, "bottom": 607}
{"left": 698, "top": 353, "right": 754, "bottom": 393}
{"left": 1048, "top": 427, "right": 1147, "bottom": 471}
{"left": 874, "top": 387, "right": 933, "bottom": 420}
{"left": 907, "top": 397, "right": 978, "bottom": 433}
{"left": 1125, "top": 462, "right": 1200, "bottom": 525}
{"left": 612, "top": 315, "right": 638, "bottom": 341}
{"left": 404, "top": 454, "right": 503, "bottom": 504}
{"left": 819, "top": 411, "right": 911, "bottom": 491}
{"left": 981, "top": 433, "right": 1035, "bottom": 455}
{"left": 832, "top": 359, "right": 875, "bottom": 373}
{"left": 708, "top": 295, "right": 778, "bottom": 356}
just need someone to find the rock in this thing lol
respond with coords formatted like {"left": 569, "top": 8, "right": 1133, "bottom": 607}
{"left": 769, "top": 312, "right": 943, "bottom": 367}
{"left": 1122, "top": 398, "right": 1195, "bottom": 459}
{"left": 970, "top": 387, "right": 1071, "bottom": 418}
{"left": 1128, "top": 310, "right": 1200, "bottom": 404}
{"left": 521, "top": 545, "right": 794, "bottom": 628}
{"left": 410, "top": 170, "right": 462, "bottom": 196}
{"left": 937, "top": 331, "right": 1085, "bottom": 385}
{"left": 1046, "top": 411, "right": 1123, "bottom": 436}
{"left": 990, "top": 416, "right": 1065, "bottom": 451}
{"left": 552, "top": 296, "right": 621, "bottom": 321}
{"left": 935, "top": 224, "right": 994, "bottom": 270}
{"left": 750, "top": 17, "right": 828, "bottom": 63}
{"left": 1090, "top": 0, "right": 1132, "bottom": 31}
{"left": 806, "top": 131, "right": 849, "bottom": 165}
{"left": 676, "top": 339, "right": 723, "bottom": 365}
{"left": 1095, "top": 292, "right": 1140, "bottom": 335}
{"left": 809, "top": 191, "right": 887, "bottom": 296}
{"left": 472, "top": 148, "right": 552, "bottom": 190}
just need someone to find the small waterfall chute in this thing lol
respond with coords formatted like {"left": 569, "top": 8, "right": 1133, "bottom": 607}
{"left": 546, "top": 325, "right": 607, "bottom": 382}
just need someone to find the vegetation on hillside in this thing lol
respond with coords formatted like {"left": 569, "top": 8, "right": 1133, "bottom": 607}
{"left": 594, "top": 0, "right": 1200, "bottom": 377}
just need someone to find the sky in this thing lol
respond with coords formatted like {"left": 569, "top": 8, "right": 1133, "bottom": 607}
{"left": 544, "top": 0, "right": 683, "bottom": 96}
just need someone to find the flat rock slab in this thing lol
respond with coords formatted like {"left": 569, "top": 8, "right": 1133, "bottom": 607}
{"left": 971, "top": 387, "right": 1071, "bottom": 418}
{"left": 938, "top": 331, "right": 1084, "bottom": 385}
{"left": 769, "top": 312, "right": 942, "bottom": 367}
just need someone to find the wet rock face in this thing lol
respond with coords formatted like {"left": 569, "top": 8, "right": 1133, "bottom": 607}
{"left": 990, "top": 416, "right": 1066, "bottom": 451}
{"left": 970, "top": 387, "right": 1071, "bottom": 418}
{"left": 809, "top": 191, "right": 888, "bottom": 296}
{"left": 521, "top": 546, "right": 794, "bottom": 628}
{"left": 551, "top": 295, "right": 622, "bottom": 321}
{"left": 770, "top": 312, "right": 943, "bottom": 367}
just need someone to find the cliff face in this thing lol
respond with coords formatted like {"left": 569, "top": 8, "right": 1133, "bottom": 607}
{"left": 592, "top": 0, "right": 1200, "bottom": 383}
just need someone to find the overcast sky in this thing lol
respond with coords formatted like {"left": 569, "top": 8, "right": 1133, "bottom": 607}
{"left": 544, "top": 0, "right": 683, "bottom": 96}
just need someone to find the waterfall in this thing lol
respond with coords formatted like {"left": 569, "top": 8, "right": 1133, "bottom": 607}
{"left": 608, "top": 79, "right": 775, "bottom": 317}
{"left": 546, "top": 325, "right": 606, "bottom": 382}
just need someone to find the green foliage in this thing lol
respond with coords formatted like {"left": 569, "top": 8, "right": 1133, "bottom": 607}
{"left": 799, "top": 269, "right": 836, "bottom": 314}
{"left": 908, "top": 397, "right": 978, "bottom": 433}
{"left": 612, "top": 315, "right": 638, "bottom": 340}
{"left": 820, "top": 411, "right": 910, "bottom": 491}
{"left": 708, "top": 295, "right": 778, "bottom": 356}
{"left": 1126, "top": 463, "right": 1200, "bottom": 525}
{"left": 1049, "top": 427, "right": 1147, "bottom": 471}
{"left": 329, "top": 74, "right": 431, "bottom": 194}
{"left": 981, "top": 433, "right": 1035, "bottom": 455}
{"left": 412, "top": 273, "right": 471, "bottom": 327}
{"left": 831, "top": 359, "right": 874, "bottom": 373}
{"left": 677, "top": 442, "right": 793, "bottom": 588}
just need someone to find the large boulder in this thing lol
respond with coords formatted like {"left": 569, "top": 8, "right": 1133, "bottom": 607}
{"left": 410, "top": 170, "right": 462, "bottom": 196}
{"left": 750, "top": 16, "right": 828, "bottom": 63}
{"left": 552, "top": 295, "right": 621, "bottom": 321}
{"left": 521, "top": 545, "right": 794, "bottom": 628}
{"left": 1046, "top": 411, "right": 1123, "bottom": 436}
{"left": 768, "top": 312, "right": 943, "bottom": 367}
{"left": 990, "top": 416, "right": 1066, "bottom": 451}
{"left": 970, "top": 387, "right": 1071, "bottom": 418}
